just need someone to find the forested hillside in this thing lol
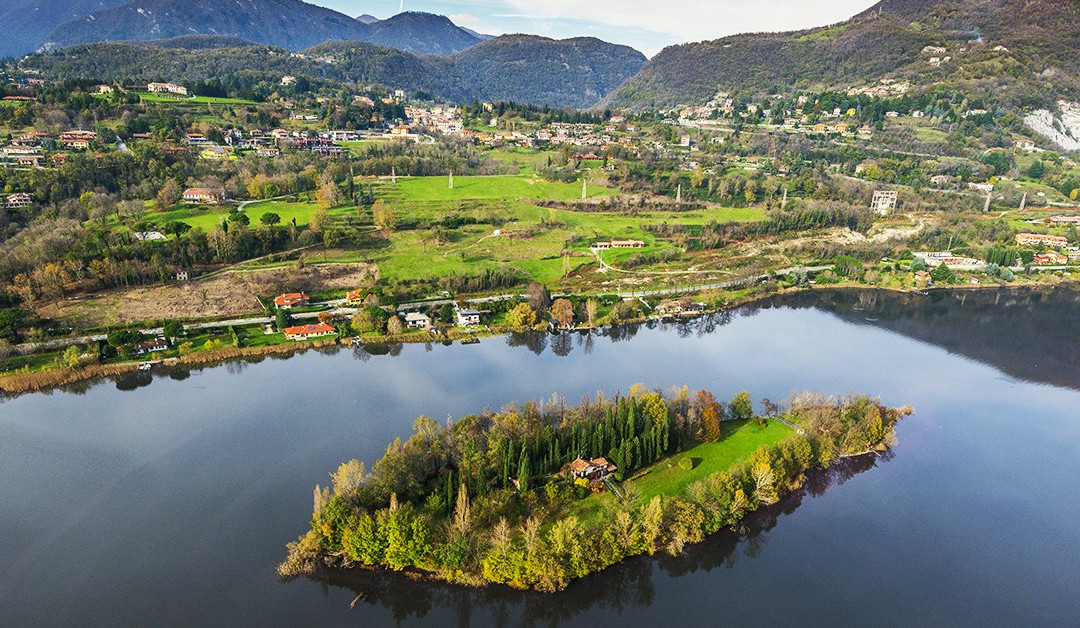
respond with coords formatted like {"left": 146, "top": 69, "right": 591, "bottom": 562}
{"left": 22, "top": 35, "right": 646, "bottom": 108}
{"left": 606, "top": 0, "right": 1080, "bottom": 111}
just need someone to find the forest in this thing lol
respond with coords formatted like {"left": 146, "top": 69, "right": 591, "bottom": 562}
{"left": 279, "top": 386, "right": 908, "bottom": 592}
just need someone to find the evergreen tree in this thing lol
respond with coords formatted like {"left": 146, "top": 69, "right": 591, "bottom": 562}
{"left": 517, "top": 441, "right": 530, "bottom": 492}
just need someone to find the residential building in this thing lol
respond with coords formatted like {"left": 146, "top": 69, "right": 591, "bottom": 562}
{"left": 182, "top": 187, "right": 226, "bottom": 204}
{"left": 871, "top": 190, "right": 899, "bottom": 214}
{"left": 274, "top": 293, "right": 310, "bottom": 309}
{"left": 135, "top": 338, "right": 170, "bottom": 355}
{"left": 567, "top": 457, "right": 617, "bottom": 481}
{"left": 3, "top": 193, "right": 33, "bottom": 209}
{"left": 455, "top": 308, "right": 481, "bottom": 327}
{"left": 147, "top": 82, "right": 189, "bottom": 96}
{"left": 284, "top": 323, "right": 336, "bottom": 341}
{"left": 1016, "top": 233, "right": 1068, "bottom": 247}
{"left": 1034, "top": 251, "right": 1069, "bottom": 265}
{"left": 595, "top": 240, "right": 645, "bottom": 250}
{"left": 404, "top": 312, "right": 431, "bottom": 329}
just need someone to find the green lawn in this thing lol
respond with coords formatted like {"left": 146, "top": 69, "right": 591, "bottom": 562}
{"left": 632, "top": 419, "right": 792, "bottom": 499}
{"left": 384, "top": 174, "right": 614, "bottom": 202}
{"left": 565, "top": 419, "right": 792, "bottom": 524}
{"left": 137, "top": 92, "right": 258, "bottom": 106}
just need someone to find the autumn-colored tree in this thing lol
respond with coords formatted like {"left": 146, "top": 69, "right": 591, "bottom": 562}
{"left": 585, "top": 299, "right": 599, "bottom": 327}
{"left": 156, "top": 179, "right": 182, "bottom": 210}
{"left": 57, "top": 345, "right": 82, "bottom": 371}
{"left": 372, "top": 199, "right": 397, "bottom": 232}
{"left": 453, "top": 483, "right": 471, "bottom": 533}
{"left": 387, "top": 315, "right": 404, "bottom": 336}
{"left": 695, "top": 390, "right": 723, "bottom": 442}
{"left": 506, "top": 303, "right": 538, "bottom": 328}
{"left": 308, "top": 208, "right": 331, "bottom": 235}
{"left": 316, "top": 182, "right": 345, "bottom": 209}
{"left": 526, "top": 282, "right": 551, "bottom": 317}
{"left": 330, "top": 460, "right": 365, "bottom": 498}
{"left": 551, "top": 298, "right": 574, "bottom": 329}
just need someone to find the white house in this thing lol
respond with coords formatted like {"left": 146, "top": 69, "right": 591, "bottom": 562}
{"left": 455, "top": 309, "right": 481, "bottom": 327}
{"left": 405, "top": 312, "right": 431, "bottom": 329}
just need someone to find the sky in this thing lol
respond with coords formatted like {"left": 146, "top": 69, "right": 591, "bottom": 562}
{"left": 310, "top": 0, "right": 881, "bottom": 57}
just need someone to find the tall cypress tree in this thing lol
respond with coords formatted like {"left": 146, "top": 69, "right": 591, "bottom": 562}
{"left": 517, "top": 441, "right": 530, "bottom": 492}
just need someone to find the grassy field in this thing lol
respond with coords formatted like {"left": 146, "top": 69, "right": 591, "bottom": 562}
{"left": 383, "top": 174, "right": 614, "bottom": 202}
{"left": 137, "top": 92, "right": 258, "bottom": 106}
{"left": 566, "top": 419, "right": 792, "bottom": 524}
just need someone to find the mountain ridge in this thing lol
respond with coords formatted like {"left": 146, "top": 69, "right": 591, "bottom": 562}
{"left": 22, "top": 34, "right": 646, "bottom": 109}
{"left": 604, "top": 0, "right": 1080, "bottom": 111}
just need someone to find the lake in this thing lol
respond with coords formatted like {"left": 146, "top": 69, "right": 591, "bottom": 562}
{"left": 2, "top": 288, "right": 1080, "bottom": 626}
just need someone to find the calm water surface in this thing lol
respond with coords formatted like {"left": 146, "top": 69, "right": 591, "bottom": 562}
{"left": 2, "top": 288, "right": 1079, "bottom": 626}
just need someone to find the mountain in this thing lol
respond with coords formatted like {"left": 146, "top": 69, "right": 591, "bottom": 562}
{"left": 605, "top": 0, "right": 1080, "bottom": 111}
{"left": 0, "top": 0, "right": 128, "bottom": 58}
{"left": 452, "top": 35, "right": 647, "bottom": 109}
{"left": 23, "top": 34, "right": 647, "bottom": 109}
{"left": 364, "top": 12, "right": 482, "bottom": 56}
{"left": 39, "top": 3, "right": 489, "bottom": 57}
{"left": 42, "top": 0, "right": 371, "bottom": 52}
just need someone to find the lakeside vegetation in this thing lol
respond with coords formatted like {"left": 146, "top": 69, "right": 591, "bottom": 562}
{"left": 279, "top": 386, "right": 909, "bottom": 591}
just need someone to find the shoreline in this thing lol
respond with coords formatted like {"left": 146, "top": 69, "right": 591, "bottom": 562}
{"left": 280, "top": 395, "right": 911, "bottom": 593}
{"left": 306, "top": 445, "right": 894, "bottom": 594}
{"left": 2, "top": 280, "right": 1075, "bottom": 397}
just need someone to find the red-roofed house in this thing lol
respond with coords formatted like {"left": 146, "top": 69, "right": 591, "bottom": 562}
{"left": 284, "top": 323, "right": 336, "bottom": 341}
{"left": 567, "top": 457, "right": 617, "bottom": 481}
{"left": 274, "top": 292, "right": 309, "bottom": 309}
{"left": 182, "top": 187, "right": 226, "bottom": 204}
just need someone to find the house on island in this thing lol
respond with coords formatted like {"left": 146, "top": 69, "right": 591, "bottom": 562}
{"left": 455, "top": 308, "right": 481, "bottom": 327}
{"left": 135, "top": 338, "right": 170, "bottom": 355}
{"left": 274, "top": 292, "right": 309, "bottom": 309}
{"left": 183, "top": 187, "right": 226, "bottom": 205}
{"left": 283, "top": 323, "right": 336, "bottom": 341}
{"left": 405, "top": 312, "right": 431, "bottom": 329}
{"left": 567, "top": 457, "right": 617, "bottom": 481}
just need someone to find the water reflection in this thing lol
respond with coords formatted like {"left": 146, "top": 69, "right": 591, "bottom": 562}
{"left": 311, "top": 453, "right": 887, "bottom": 626}
{"left": 750, "top": 287, "right": 1080, "bottom": 391}
{"left": 9, "top": 287, "right": 1077, "bottom": 404}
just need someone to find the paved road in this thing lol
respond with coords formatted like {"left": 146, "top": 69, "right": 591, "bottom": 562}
{"left": 14, "top": 267, "right": 829, "bottom": 355}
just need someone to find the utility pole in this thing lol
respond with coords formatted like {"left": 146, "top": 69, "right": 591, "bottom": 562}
{"left": 391, "top": 165, "right": 397, "bottom": 184}
{"left": 449, "top": 169, "right": 454, "bottom": 190}
{"left": 581, "top": 177, "right": 587, "bottom": 200}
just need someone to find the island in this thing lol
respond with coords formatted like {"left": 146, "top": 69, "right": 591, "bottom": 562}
{"left": 279, "top": 387, "right": 910, "bottom": 591}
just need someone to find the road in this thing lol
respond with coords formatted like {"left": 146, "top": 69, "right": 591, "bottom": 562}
{"left": 13, "top": 267, "right": 829, "bottom": 356}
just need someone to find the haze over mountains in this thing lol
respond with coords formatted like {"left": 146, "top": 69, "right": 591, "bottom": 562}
{"left": 9, "top": 0, "right": 1080, "bottom": 114}
{"left": 0, "top": 0, "right": 492, "bottom": 58}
